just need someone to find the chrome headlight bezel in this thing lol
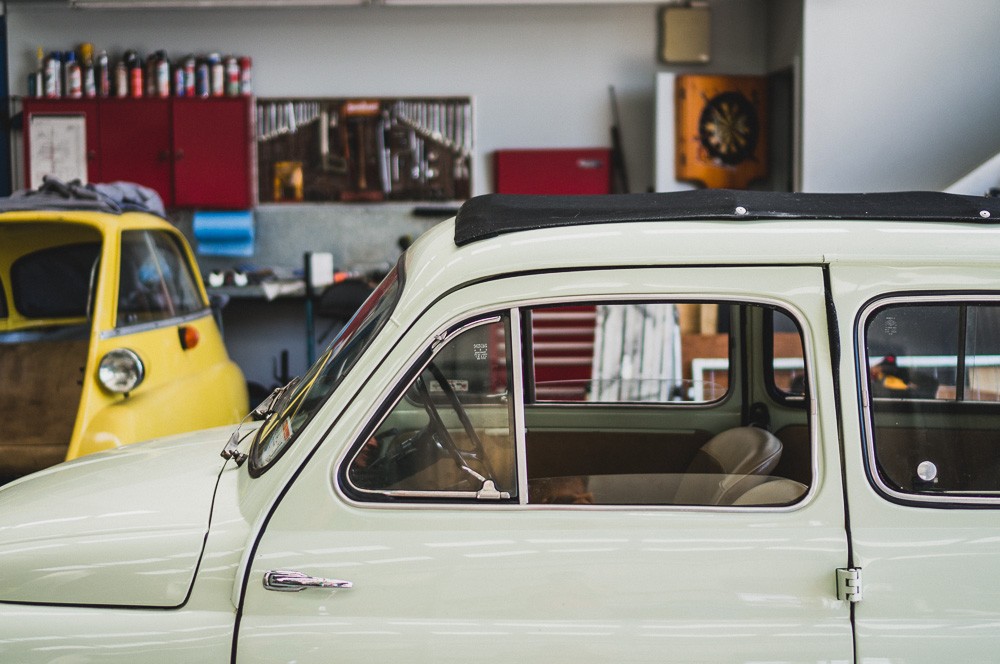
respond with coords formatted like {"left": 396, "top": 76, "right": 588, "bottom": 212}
{"left": 97, "top": 349, "right": 145, "bottom": 394}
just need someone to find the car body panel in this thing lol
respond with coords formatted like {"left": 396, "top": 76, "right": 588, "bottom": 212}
{"left": 71, "top": 312, "right": 247, "bottom": 458}
{"left": 0, "top": 426, "right": 231, "bottom": 607}
{"left": 0, "top": 445, "right": 252, "bottom": 663}
{"left": 235, "top": 266, "right": 854, "bottom": 663}
{"left": 829, "top": 263, "right": 1000, "bottom": 662}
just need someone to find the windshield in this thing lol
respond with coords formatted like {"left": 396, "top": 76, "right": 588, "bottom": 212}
{"left": 248, "top": 265, "right": 402, "bottom": 476}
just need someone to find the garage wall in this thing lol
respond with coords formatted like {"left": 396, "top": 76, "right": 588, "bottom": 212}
{"left": 6, "top": 0, "right": 769, "bottom": 197}
{"left": 801, "top": 0, "right": 1000, "bottom": 192}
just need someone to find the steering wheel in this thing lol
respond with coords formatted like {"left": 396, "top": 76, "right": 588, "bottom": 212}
{"left": 349, "top": 362, "right": 496, "bottom": 492}
{"left": 417, "top": 361, "right": 497, "bottom": 484}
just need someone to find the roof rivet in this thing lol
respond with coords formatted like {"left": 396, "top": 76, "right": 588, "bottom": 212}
{"left": 735, "top": 206, "right": 748, "bottom": 215}
{"left": 981, "top": 210, "right": 991, "bottom": 219}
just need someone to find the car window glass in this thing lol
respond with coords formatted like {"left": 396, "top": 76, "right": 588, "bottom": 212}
{"left": 531, "top": 302, "right": 729, "bottom": 403}
{"left": 250, "top": 267, "right": 401, "bottom": 476}
{"left": 771, "top": 309, "right": 806, "bottom": 397}
{"left": 346, "top": 316, "right": 516, "bottom": 499}
{"left": 117, "top": 231, "right": 203, "bottom": 326}
{"left": 344, "top": 299, "right": 810, "bottom": 507}
{"left": 525, "top": 301, "right": 810, "bottom": 507}
{"left": 11, "top": 242, "right": 101, "bottom": 319}
{"left": 864, "top": 301, "right": 1000, "bottom": 497}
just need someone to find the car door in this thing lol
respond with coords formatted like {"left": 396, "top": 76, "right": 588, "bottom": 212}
{"left": 832, "top": 264, "right": 1000, "bottom": 663}
{"left": 234, "top": 267, "right": 853, "bottom": 663}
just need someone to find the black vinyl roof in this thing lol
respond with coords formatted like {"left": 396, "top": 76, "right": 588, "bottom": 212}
{"left": 454, "top": 189, "right": 1000, "bottom": 246}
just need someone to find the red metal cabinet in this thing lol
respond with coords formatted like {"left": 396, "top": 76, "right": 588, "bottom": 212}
{"left": 172, "top": 98, "right": 255, "bottom": 209}
{"left": 23, "top": 97, "right": 255, "bottom": 209}
{"left": 98, "top": 99, "right": 173, "bottom": 203}
{"left": 494, "top": 148, "right": 611, "bottom": 195}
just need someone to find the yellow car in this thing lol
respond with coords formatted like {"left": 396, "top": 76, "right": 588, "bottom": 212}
{"left": 0, "top": 179, "right": 248, "bottom": 484}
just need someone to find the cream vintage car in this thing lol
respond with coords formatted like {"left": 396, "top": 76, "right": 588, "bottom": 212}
{"left": 2, "top": 189, "right": 1000, "bottom": 663}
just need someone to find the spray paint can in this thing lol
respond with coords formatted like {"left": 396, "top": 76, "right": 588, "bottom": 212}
{"left": 183, "top": 56, "right": 196, "bottom": 97}
{"left": 173, "top": 62, "right": 186, "bottom": 97}
{"left": 79, "top": 43, "right": 96, "bottom": 98}
{"left": 126, "top": 50, "right": 143, "bottom": 98}
{"left": 30, "top": 47, "right": 44, "bottom": 98}
{"left": 114, "top": 58, "right": 128, "bottom": 98}
{"left": 195, "top": 58, "right": 210, "bottom": 98}
{"left": 44, "top": 52, "right": 62, "bottom": 98}
{"left": 65, "top": 52, "right": 82, "bottom": 98}
{"left": 208, "top": 53, "right": 224, "bottom": 97}
{"left": 154, "top": 51, "right": 170, "bottom": 98}
{"left": 97, "top": 50, "right": 111, "bottom": 97}
{"left": 225, "top": 56, "right": 240, "bottom": 96}
{"left": 239, "top": 56, "right": 252, "bottom": 96}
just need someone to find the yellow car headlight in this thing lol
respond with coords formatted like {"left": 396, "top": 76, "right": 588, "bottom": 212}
{"left": 98, "top": 349, "right": 145, "bottom": 395}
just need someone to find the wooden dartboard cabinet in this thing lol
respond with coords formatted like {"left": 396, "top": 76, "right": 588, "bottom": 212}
{"left": 675, "top": 74, "right": 768, "bottom": 189}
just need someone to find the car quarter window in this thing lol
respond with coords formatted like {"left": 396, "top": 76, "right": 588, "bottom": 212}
{"left": 117, "top": 231, "right": 204, "bottom": 327}
{"left": 344, "top": 299, "right": 811, "bottom": 508}
{"left": 345, "top": 315, "right": 517, "bottom": 500}
{"left": 862, "top": 298, "right": 1000, "bottom": 500}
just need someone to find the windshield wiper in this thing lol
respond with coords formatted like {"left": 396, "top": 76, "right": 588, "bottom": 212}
{"left": 221, "top": 377, "right": 301, "bottom": 466}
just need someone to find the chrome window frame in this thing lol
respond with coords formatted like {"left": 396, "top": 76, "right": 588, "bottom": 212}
{"left": 857, "top": 293, "right": 1000, "bottom": 507}
{"left": 342, "top": 313, "right": 514, "bottom": 501}
{"left": 337, "top": 291, "right": 817, "bottom": 512}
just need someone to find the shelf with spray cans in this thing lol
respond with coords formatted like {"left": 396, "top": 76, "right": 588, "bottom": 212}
{"left": 29, "top": 44, "right": 253, "bottom": 100}
{"left": 21, "top": 45, "right": 256, "bottom": 209}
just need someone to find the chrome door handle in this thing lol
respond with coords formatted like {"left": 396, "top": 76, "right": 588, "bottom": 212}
{"left": 263, "top": 569, "right": 353, "bottom": 592}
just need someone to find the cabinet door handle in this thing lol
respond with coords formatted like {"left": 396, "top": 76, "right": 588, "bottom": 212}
{"left": 263, "top": 569, "right": 353, "bottom": 592}
{"left": 158, "top": 149, "right": 170, "bottom": 162}
{"left": 175, "top": 149, "right": 185, "bottom": 161}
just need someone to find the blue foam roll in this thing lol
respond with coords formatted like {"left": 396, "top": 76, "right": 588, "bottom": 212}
{"left": 192, "top": 210, "right": 255, "bottom": 257}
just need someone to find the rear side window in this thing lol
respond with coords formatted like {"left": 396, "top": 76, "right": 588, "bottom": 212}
{"left": 862, "top": 299, "right": 1000, "bottom": 501}
{"left": 11, "top": 242, "right": 101, "bottom": 318}
{"left": 117, "top": 230, "right": 204, "bottom": 327}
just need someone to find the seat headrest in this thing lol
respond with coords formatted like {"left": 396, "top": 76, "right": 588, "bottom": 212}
{"left": 699, "top": 427, "right": 783, "bottom": 476}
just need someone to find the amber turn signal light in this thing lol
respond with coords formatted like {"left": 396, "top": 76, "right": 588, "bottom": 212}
{"left": 179, "top": 325, "right": 200, "bottom": 350}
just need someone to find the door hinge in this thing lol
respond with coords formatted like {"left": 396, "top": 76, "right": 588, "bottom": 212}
{"left": 836, "top": 567, "right": 862, "bottom": 603}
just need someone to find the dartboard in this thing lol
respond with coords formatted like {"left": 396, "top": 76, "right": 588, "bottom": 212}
{"left": 697, "top": 91, "right": 760, "bottom": 166}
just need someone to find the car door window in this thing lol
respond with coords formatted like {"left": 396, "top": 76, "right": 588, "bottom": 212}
{"left": 117, "top": 230, "right": 204, "bottom": 327}
{"left": 345, "top": 315, "right": 516, "bottom": 500}
{"left": 525, "top": 301, "right": 810, "bottom": 507}
{"left": 863, "top": 298, "right": 1000, "bottom": 499}
{"left": 345, "top": 300, "right": 811, "bottom": 507}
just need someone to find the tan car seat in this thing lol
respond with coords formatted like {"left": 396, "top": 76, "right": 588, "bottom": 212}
{"left": 672, "top": 426, "right": 783, "bottom": 505}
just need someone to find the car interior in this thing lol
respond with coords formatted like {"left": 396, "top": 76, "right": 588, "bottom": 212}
{"left": 346, "top": 300, "right": 813, "bottom": 508}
